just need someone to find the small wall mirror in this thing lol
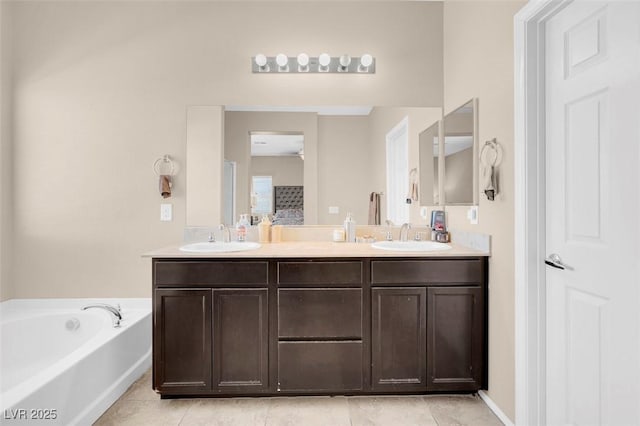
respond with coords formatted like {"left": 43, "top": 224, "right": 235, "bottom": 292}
{"left": 418, "top": 98, "right": 478, "bottom": 207}
{"left": 418, "top": 121, "right": 440, "bottom": 205}
{"left": 442, "top": 99, "right": 477, "bottom": 205}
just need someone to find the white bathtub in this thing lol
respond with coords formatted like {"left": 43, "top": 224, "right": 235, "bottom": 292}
{"left": 0, "top": 298, "right": 152, "bottom": 425}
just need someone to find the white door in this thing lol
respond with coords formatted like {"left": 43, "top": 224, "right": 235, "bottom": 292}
{"left": 545, "top": 1, "right": 640, "bottom": 425}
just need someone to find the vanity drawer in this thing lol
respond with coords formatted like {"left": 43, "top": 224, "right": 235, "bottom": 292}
{"left": 371, "top": 259, "right": 483, "bottom": 285}
{"left": 278, "top": 289, "right": 362, "bottom": 339}
{"left": 154, "top": 261, "right": 269, "bottom": 287}
{"left": 278, "top": 341, "right": 363, "bottom": 391}
{"left": 277, "top": 261, "right": 363, "bottom": 287}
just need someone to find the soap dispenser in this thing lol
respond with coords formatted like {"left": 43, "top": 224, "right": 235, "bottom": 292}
{"left": 258, "top": 215, "right": 271, "bottom": 243}
{"left": 344, "top": 213, "right": 356, "bottom": 243}
{"left": 236, "top": 214, "right": 250, "bottom": 242}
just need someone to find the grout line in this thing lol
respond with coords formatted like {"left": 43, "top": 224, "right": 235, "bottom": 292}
{"left": 177, "top": 400, "right": 195, "bottom": 426}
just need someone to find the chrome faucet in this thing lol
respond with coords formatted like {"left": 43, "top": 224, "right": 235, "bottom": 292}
{"left": 384, "top": 220, "right": 394, "bottom": 241}
{"left": 82, "top": 303, "right": 122, "bottom": 328}
{"left": 218, "top": 224, "right": 231, "bottom": 243}
{"left": 399, "top": 223, "right": 412, "bottom": 242}
{"left": 207, "top": 232, "right": 216, "bottom": 243}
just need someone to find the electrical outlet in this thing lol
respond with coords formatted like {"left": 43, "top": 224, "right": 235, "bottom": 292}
{"left": 160, "top": 204, "right": 172, "bottom": 222}
{"left": 328, "top": 206, "right": 340, "bottom": 214}
{"left": 467, "top": 206, "right": 479, "bottom": 225}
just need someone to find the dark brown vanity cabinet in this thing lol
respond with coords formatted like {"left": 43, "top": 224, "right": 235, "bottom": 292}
{"left": 152, "top": 256, "right": 487, "bottom": 397}
{"left": 153, "top": 289, "right": 212, "bottom": 394}
{"left": 426, "top": 287, "right": 483, "bottom": 391}
{"left": 276, "top": 261, "right": 365, "bottom": 393}
{"left": 212, "top": 289, "right": 269, "bottom": 392}
{"left": 153, "top": 260, "right": 269, "bottom": 395}
{"left": 371, "top": 287, "right": 427, "bottom": 392}
{"left": 371, "top": 259, "right": 486, "bottom": 392}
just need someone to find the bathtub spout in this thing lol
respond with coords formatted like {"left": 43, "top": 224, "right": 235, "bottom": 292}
{"left": 82, "top": 304, "right": 122, "bottom": 327}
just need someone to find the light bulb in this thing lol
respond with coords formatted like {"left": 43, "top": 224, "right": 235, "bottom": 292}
{"left": 360, "top": 54, "right": 373, "bottom": 68}
{"left": 276, "top": 54, "right": 288, "bottom": 68}
{"left": 255, "top": 54, "right": 267, "bottom": 67}
{"left": 319, "top": 53, "right": 331, "bottom": 67}
{"left": 339, "top": 54, "right": 351, "bottom": 68}
{"left": 297, "top": 53, "right": 310, "bottom": 67}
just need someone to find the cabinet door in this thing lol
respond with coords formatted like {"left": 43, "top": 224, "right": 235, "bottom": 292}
{"left": 213, "top": 289, "right": 269, "bottom": 392}
{"left": 426, "top": 287, "right": 483, "bottom": 391}
{"left": 154, "top": 289, "right": 212, "bottom": 394}
{"left": 371, "top": 287, "right": 427, "bottom": 392}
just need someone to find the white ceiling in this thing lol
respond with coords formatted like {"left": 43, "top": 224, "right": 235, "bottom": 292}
{"left": 226, "top": 105, "right": 373, "bottom": 116}
{"left": 251, "top": 133, "right": 304, "bottom": 156}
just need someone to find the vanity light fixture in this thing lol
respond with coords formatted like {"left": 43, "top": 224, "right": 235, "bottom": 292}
{"left": 251, "top": 53, "right": 375, "bottom": 73}
{"left": 254, "top": 53, "right": 269, "bottom": 72}
{"left": 338, "top": 54, "right": 351, "bottom": 72}
{"left": 318, "top": 53, "right": 331, "bottom": 72}
{"left": 276, "top": 53, "right": 289, "bottom": 72}
{"left": 297, "top": 53, "right": 310, "bottom": 72}
{"left": 359, "top": 54, "right": 373, "bottom": 72}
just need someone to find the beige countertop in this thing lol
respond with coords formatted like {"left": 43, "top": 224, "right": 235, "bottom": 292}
{"left": 143, "top": 241, "right": 489, "bottom": 259}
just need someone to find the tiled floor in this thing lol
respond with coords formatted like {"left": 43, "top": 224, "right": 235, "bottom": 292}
{"left": 94, "top": 370, "right": 503, "bottom": 426}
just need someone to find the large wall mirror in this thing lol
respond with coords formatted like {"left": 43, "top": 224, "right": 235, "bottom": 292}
{"left": 418, "top": 98, "right": 478, "bottom": 207}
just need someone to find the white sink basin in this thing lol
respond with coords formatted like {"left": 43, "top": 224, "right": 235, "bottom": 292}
{"left": 371, "top": 240, "right": 452, "bottom": 252}
{"left": 179, "top": 241, "right": 261, "bottom": 253}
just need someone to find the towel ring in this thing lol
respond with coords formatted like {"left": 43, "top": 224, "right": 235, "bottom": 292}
{"left": 153, "top": 155, "right": 175, "bottom": 176}
{"left": 480, "top": 139, "right": 502, "bottom": 168}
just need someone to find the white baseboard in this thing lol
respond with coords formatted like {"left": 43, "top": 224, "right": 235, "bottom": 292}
{"left": 478, "top": 390, "right": 514, "bottom": 426}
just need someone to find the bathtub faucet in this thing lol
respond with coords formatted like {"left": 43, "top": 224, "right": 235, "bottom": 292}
{"left": 82, "top": 303, "right": 122, "bottom": 328}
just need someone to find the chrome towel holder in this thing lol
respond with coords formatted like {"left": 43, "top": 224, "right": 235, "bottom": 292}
{"left": 153, "top": 155, "right": 175, "bottom": 176}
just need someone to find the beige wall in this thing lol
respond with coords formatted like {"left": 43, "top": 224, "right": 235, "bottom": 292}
{"left": 186, "top": 106, "right": 224, "bottom": 226}
{"left": 369, "top": 107, "right": 442, "bottom": 225}
{"left": 443, "top": 1, "right": 524, "bottom": 421}
{"left": 7, "top": 1, "right": 442, "bottom": 298}
{"left": 0, "top": 2, "right": 12, "bottom": 302}
{"left": 317, "top": 116, "right": 371, "bottom": 225}
{"left": 224, "top": 111, "right": 318, "bottom": 225}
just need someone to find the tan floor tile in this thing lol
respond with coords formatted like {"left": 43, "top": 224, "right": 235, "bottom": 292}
{"left": 424, "top": 395, "right": 502, "bottom": 426}
{"left": 265, "top": 396, "right": 350, "bottom": 426}
{"left": 179, "top": 398, "right": 270, "bottom": 426}
{"left": 122, "top": 369, "right": 159, "bottom": 401}
{"left": 348, "top": 395, "right": 438, "bottom": 426}
{"left": 94, "top": 399, "right": 192, "bottom": 426}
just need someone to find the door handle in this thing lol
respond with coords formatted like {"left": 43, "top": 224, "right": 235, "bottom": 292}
{"left": 545, "top": 253, "right": 574, "bottom": 271}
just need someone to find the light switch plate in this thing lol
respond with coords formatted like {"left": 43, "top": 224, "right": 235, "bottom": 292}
{"left": 420, "top": 206, "right": 428, "bottom": 219}
{"left": 160, "top": 204, "right": 172, "bottom": 222}
{"left": 467, "top": 206, "right": 479, "bottom": 225}
{"left": 329, "top": 206, "right": 339, "bottom": 214}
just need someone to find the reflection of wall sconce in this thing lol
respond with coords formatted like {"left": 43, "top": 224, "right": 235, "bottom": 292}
{"left": 252, "top": 53, "right": 375, "bottom": 73}
{"left": 298, "top": 149, "right": 305, "bottom": 160}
